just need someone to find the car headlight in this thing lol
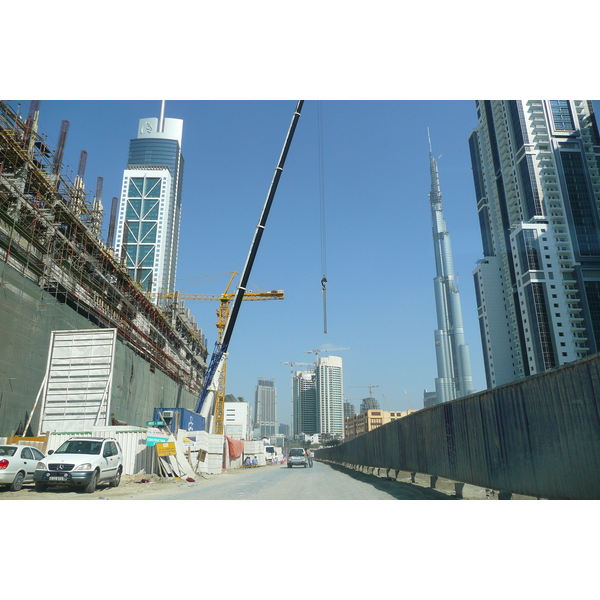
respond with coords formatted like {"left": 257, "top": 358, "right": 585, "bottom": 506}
{"left": 75, "top": 463, "right": 93, "bottom": 471}
{"left": 36, "top": 461, "right": 47, "bottom": 470}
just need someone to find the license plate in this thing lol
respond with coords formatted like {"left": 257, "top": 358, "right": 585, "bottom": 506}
{"left": 49, "top": 475, "right": 68, "bottom": 481}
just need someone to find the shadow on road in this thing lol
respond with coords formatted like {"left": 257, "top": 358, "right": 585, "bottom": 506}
{"left": 322, "top": 461, "right": 459, "bottom": 500}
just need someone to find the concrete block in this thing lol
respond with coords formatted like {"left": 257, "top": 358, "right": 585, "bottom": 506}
{"left": 395, "top": 470, "right": 413, "bottom": 483}
{"left": 456, "top": 482, "right": 489, "bottom": 500}
{"left": 431, "top": 476, "right": 457, "bottom": 495}
{"left": 509, "top": 493, "right": 542, "bottom": 500}
{"left": 413, "top": 472, "right": 433, "bottom": 488}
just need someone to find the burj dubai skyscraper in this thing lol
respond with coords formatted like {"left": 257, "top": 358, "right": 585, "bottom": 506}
{"left": 428, "top": 134, "right": 474, "bottom": 403}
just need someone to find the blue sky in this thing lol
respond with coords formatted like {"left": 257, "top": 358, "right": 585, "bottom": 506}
{"left": 7, "top": 99, "right": 487, "bottom": 425}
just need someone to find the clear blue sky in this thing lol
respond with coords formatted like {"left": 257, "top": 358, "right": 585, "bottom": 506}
{"left": 8, "top": 99, "right": 487, "bottom": 425}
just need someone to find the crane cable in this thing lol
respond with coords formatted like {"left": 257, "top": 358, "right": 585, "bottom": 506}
{"left": 318, "top": 101, "right": 328, "bottom": 334}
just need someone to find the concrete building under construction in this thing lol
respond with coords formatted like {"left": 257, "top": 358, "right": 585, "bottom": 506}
{"left": 0, "top": 100, "right": 208, "bottom": 437}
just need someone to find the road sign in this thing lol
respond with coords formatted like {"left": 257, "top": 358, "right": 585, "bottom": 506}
{"left": 156, "top": 442, "right": 177, "bottom": 456}
{"left": 146, "top": 434, "right": 169, "bottom": 446}
{"left": 146, "top": 420, "right": 166, "bottom": 427}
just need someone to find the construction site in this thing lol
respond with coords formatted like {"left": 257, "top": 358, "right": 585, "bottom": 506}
{"left": 0, "top": 100, "right": 209, "bottom": 438}
{"left": 0, "top": 99, "right": 303, "bottom": 480}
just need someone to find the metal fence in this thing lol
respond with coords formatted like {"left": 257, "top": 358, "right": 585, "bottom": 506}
{"left": 316, "top": 353, "right": 600, "bottom": 499}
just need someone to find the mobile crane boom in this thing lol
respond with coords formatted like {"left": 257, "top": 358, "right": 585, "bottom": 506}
{"left": 196, "top": 101, "right": 304, "bottom": 424}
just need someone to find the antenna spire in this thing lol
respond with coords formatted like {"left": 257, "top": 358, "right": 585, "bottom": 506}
{"left": 159, "top": 100, "right": 166, "bottom": 132}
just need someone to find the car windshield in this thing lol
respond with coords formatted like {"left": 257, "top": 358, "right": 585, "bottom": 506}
{"left": 55, "top": 440, "right": 102, "bottom": 455}
{"left": 0, "top": 446, "right": 17, "bottom": 457}
{"left": 289, "top": 449, "right": 304, "bottom": 456}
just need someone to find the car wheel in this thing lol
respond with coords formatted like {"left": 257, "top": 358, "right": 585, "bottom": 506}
{"left": 84, "top": 470, "right": 99, "bottom": 494}
{"left": 109, "top": 467, "right": 122, "bottom": 488}
{"left": 35, "top": 482, "right": 47, "bottom": 493}
{"left": 287, "top": 463, "right": 292, "bottom": 468}
{"left": 10, "top": 471, "right": 25, "bottom": 492}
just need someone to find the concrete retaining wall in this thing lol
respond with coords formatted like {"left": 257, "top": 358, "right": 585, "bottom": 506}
{"left": 316, "top": 352, "right": 600, "bottom": 500}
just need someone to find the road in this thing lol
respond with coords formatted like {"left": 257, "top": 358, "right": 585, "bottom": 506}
{"left": 150, "top": 460, "right": 458, "bottom": 500}
{"left": 1, "top": 460, "right": 457, "bottom": 500}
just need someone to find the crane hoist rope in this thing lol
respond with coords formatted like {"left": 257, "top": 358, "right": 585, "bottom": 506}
{"left": 318, "top": 101, "right": 328, "bottom": 334}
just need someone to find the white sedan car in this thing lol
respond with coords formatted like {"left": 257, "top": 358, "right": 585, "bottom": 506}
{"left": 0, "top": 445, "right": 46, "bottom": 491}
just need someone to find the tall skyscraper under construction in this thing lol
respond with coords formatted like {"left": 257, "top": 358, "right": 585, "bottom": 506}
{"left": 255, "top": 378, "right": 277, "bottom": 437}
{"left": 470, "top": 100, "right": 600, "bottom": 387}
{"left": 428, "top": 137, "right": 474, "bottom": 403}
{"left": 114, "top": 102, "right": 184, "bottom": 301}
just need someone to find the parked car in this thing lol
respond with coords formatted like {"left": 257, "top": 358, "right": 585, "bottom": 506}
{"left": 34, "top": 437, "right": 123, "bottom": 493}
{"left": 287, "top": 448, "right": 308, "bottom": 468}
{"left": 0, "top": 444, "right": 46, "bottom": 491}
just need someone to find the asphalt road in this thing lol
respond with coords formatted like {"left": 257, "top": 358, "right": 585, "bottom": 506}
{"left": 1, "top": 460, "right": 458, "bottom": 500}
{"left": 152, "top": 460, "right": 457, "bottom": 500}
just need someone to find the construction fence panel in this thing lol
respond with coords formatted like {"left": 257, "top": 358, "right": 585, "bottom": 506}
{"left": 316, "top": 353, "right": 600, "bottom": 499}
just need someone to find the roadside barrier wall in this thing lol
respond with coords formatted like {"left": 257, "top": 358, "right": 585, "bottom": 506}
{"left": 316, "top": 353, "right": 600, "bottom": 499}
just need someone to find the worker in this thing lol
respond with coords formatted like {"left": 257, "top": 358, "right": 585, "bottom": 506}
{"left": 306, "top": 448, "right": 313, "bottom": 468}
{"left": 252, "top": 455, "right": 258, "bottom": 466}
{"left": 244, "top": 456, "right": 251, "bottom": 466}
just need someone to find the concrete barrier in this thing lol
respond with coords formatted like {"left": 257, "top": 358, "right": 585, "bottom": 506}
{"left": 316, "top": 352, "right": 600, "bottom": 500}
{"left": 319, "top": 458, "right": 542, "bottom": 500}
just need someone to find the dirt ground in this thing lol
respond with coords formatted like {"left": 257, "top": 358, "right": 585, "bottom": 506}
{"left": 0, "top": 469, "right": 252, "bottom": 500}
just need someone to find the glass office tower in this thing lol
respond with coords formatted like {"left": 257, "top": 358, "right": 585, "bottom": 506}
{"left": 470, "top": 100, "right": 600, "bottom": 387}
{"left": 255, "top": 378, "right": 277, "bottom": 437}
{"left": 114, "top": 108, "right": 184, "bottom": 301}
{"left": 292, "top": 369, "right": 317, "bottom": 437}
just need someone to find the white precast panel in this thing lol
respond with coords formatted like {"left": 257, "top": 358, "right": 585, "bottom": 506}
{"left": 39, "top": 329, "right": 117, "bottom": 434}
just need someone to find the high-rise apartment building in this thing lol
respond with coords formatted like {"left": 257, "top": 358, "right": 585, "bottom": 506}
{"left": 316, "top": 356, "right": 344, "bottom": 438}
{"left": 428, "top": 137, "right": 475, "bottom": 402}
{"left": 115, "top": 103, "right": 184, "bottom": 301}
{"left": 254, "top": 378, "right": 277, "bottom": 437}
{"left": 343, "top": 399, "right": 356, "bottom": 420}
{"left": 292, "top": 369, "right": 317, "bottom": 436}
{"left": 470, "top": 100, "right": 600, "bottom": 387}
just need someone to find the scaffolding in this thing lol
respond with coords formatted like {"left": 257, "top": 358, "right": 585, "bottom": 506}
{"left": 0, "top": 100, "right": 208, "bottom": 396}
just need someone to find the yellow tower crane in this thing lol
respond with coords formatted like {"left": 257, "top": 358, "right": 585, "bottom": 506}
{"left": 152, "top": 272, "right": 284, "bottom": 434}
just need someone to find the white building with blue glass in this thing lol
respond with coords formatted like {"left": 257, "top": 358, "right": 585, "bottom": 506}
{"left": 470, "top": 100, "right": 600, "bottom": 388}
{"left": 114, "top": 107, "right": 184, "bottom": 301}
